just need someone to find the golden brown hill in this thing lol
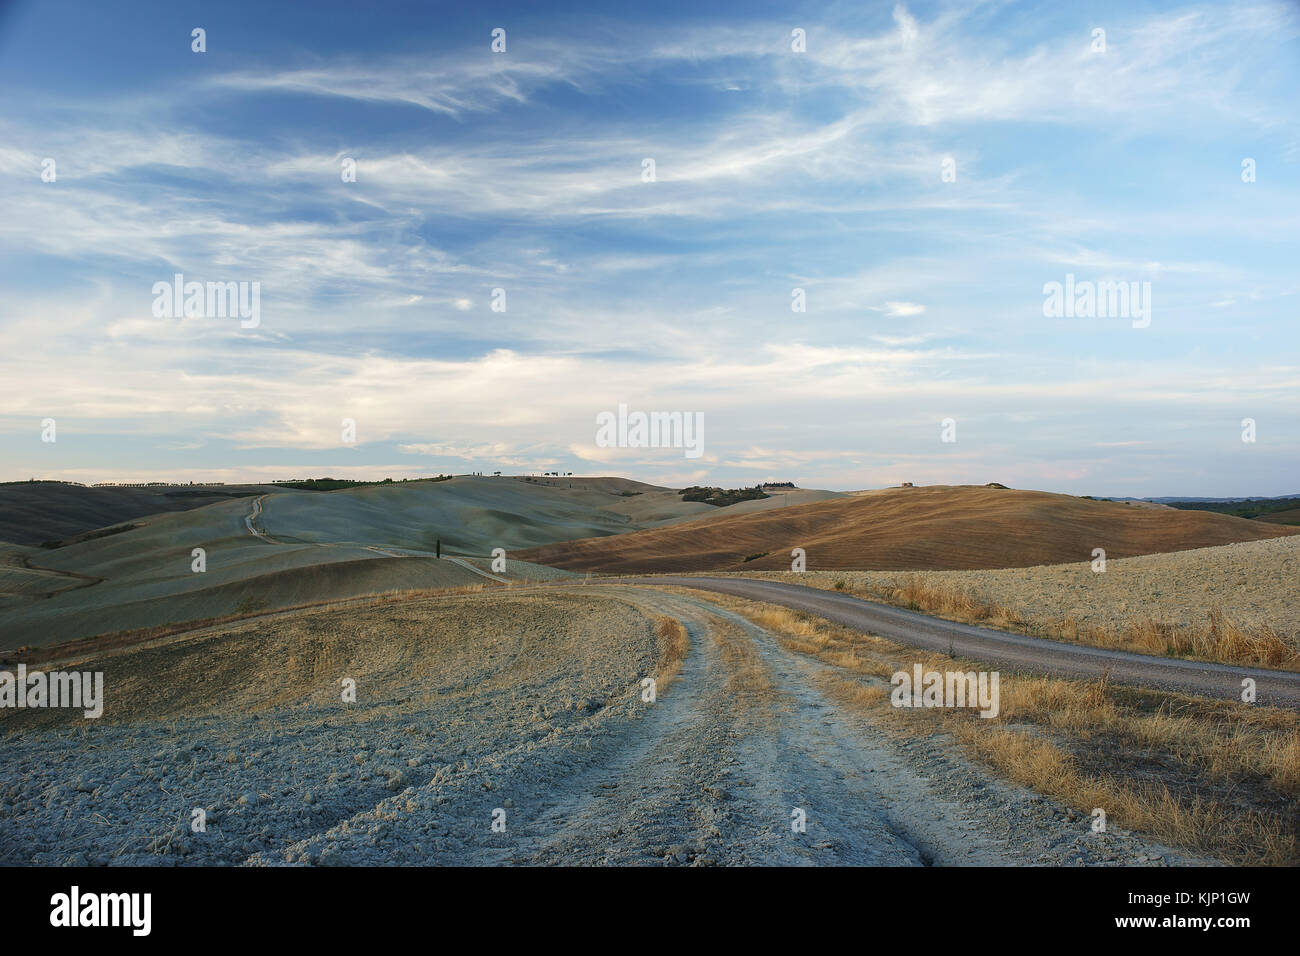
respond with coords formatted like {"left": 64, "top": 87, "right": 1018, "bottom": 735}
{"left": 515, "top": 485, "right": 1300, "bottom": 573}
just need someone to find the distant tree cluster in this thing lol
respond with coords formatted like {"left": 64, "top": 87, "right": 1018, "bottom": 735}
{"left": 271, "top": 475, "right": 452, "bottom": 490}
{"left": 1166, "top": 496, "right": 1300, "bottom": 520}
{"left": 678, "top": 485, "right": 770, "bottom": 507}
{"left": 5, "top": 479, "right": 88, "bottom": 486}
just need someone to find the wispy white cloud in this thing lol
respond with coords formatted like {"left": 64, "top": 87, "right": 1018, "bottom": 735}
{"left": 0, "top": 1, "right": 1297, "bottom": 494}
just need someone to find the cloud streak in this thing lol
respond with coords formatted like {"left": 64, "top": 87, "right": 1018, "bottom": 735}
{"left": 0, "top": 1, "right": 1297, "bottom": 495}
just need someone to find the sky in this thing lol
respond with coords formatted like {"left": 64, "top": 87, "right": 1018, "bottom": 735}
{"left": 0, "top": 0, "right": 1297, "bottom": 496}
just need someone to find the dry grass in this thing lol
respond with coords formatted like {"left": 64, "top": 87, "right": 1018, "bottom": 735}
{"left": 674, "top": 610, "right": 782, "bottom": 730}
{"left": 720, "top": 596, "right": 1300, "bottom": 865}
{"left": 716, "top": 625, "right": 778, "bottom": 703}
{"left": 860, "top": 574, "right": 1299, "bottom": 670}
{"left": 952, "top": 724, "right": 1297, "bottom": 866}
{"left": 744, "top": 605, "right": 897, "bottom": 681}
{"left": 652, "top": 616, "right": 690, "bottom": 695}
{"left": 5, "top": 581, "right": 500, "bottom": 668}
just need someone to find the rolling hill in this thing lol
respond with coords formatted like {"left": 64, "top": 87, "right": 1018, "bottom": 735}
{"left": 1259, "top": 509, "right": 1300, "bottom": 527}
{"left": 515, "top": 484, "right": 1300, "bottom": 574}
{"left": 251, "top": 475, "right": 715, "bottom": 552}
{"left": 0, "top": 481, "right": 274, "bottom": 545}
{"left": 0, "top": 475, "right": 724, "bottom": 649}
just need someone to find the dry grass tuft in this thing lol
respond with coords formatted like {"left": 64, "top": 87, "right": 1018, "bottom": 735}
{"left": 711, "top": 620, "right": 779, "bottom": 710}
{"left": 652, "top": 616, "right": 690, "bottom": 695}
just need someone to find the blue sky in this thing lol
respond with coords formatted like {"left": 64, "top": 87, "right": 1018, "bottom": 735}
{"left": 1, "top": 0, "right": 1297, "bottom": 495}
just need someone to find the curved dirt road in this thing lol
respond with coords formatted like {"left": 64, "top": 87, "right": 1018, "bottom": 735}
{"left": 244, "top": 495, "right": 276, "bottom": 540}
{"left": 253, "top": 586, "right": 1197, "bottom": 866}
{"left": 624, "top": 576, "right": 1300, "bottom": 708}
{"left": 0, "top": 581, "right": 1214, "bottom": 865}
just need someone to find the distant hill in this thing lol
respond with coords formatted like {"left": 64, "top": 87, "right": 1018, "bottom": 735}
{"left": 515, "top": 484, "right": 1300, "bottom": 574}
{"left": 1135, "top": 496, "right": 1300, "bottom": 522}
{"left": 1258, "top": 508, "right": 1300, "bottom": 527}
{"left": 248, "top": 476, "right": 718, "bottom": 553}
{"left": 0, "top": 482, "right": 273, "bottom": 545}
{"left": 0, "top": 475, "right": 725, "bottom": 649}
{"left": 1111, "top": 494, "right": 1300, "bottom": 504}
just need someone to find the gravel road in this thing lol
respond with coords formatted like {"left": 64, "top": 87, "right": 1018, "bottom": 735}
{"left": 733, "top": 535, "right": 1300, "bottom": 638}
{"left": 623, "top": 577, "right": 1300, "bottom": 708}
